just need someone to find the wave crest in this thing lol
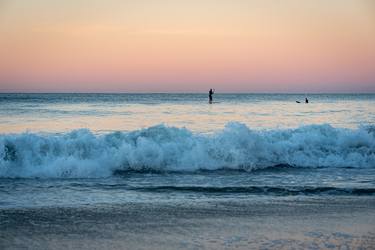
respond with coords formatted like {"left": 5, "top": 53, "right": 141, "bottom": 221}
{"left": 1, "top": 123, "right": 374, "bottom": 178}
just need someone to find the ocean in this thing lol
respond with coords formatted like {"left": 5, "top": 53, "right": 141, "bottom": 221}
{"left": 1, "top": 93, "right": 375, "bottom": 249}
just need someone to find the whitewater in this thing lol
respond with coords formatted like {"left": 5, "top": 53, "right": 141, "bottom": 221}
{"left": 1, "top": 93, "right": 375, "bottom": 179}
{"left": 1, "top": 123, "right": 374, "bottom": 178}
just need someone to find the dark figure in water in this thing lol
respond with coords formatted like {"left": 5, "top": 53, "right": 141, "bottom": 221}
{"left": 209, "top": 89, "right": 214, "bottom": 103}
{"left": 305, "top": 98, "right": 309, "bottom": 103}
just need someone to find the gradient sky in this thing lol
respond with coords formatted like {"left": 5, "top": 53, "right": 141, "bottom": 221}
{"left": 0, "top": 0, "right": 374, "bottom": 92}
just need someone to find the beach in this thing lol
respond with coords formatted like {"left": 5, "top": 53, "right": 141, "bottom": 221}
{"left": 1, "top": 196, "right": 375, "bottom": 249}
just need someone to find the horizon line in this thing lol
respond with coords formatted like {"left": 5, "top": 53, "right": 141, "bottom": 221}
{"left": 1, "top": 91, "right": 375, "bottom": 94}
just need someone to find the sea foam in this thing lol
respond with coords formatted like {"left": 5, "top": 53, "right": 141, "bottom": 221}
{"left": 1, "top": 123, "right": 374, "bottom": 178}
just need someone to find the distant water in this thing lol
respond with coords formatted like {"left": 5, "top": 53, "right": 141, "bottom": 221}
{"left": 1, "top": 93, "right": 374, "bottom": 133}
{"left": 0, "top": 93, "right": 374, "bottom": 208}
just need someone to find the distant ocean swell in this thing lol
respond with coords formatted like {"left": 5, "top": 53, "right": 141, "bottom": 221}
{"left": 1, "top": 123, "right": 374, "bottom": 178}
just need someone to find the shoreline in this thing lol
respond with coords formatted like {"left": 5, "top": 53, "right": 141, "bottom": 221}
{"left": 1, "top": 196, "right": 374, "bottom": 249}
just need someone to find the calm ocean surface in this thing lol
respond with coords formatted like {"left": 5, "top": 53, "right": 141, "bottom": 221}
{"left": 0, "top": 93, "right": 374, "bottom": 208}
{"left": 1, "top": 93, "right": 374, "bottom": 133}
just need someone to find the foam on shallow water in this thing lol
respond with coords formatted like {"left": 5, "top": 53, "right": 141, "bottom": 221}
{"left": 0, "top": 123, "right": 374, "bottom": 178}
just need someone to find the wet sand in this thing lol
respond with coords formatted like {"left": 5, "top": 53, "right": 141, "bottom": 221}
{"left": 1, "top": 197, "right": 374, "bottom": 249}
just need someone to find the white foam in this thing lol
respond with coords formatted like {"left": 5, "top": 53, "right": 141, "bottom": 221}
{"left": 1, "top": 123, "right": 374, "bottom": 178}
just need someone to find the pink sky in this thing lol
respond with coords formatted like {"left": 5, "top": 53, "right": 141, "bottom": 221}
{"left": 0, "top": 0, "right": 374, "bottom": 92}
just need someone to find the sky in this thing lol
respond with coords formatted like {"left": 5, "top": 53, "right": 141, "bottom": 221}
{"left": 0, "top": 0, "right": 374, "bottom": 93}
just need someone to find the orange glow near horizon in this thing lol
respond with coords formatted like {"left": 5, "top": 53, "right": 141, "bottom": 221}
{"left": 0, "top": 0, "right": 374, "bottom": 92}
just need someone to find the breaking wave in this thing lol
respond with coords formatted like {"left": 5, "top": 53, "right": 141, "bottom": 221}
{"left": 1, "top": 123, "right": 374, "bottom": 178}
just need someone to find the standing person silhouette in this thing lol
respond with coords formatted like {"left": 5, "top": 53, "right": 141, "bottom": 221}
{"left": 305, "top": 97, "right": 309, "bottom": 103}
{"left": 209, "top": 89, "right": 214, "bottom": 103}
